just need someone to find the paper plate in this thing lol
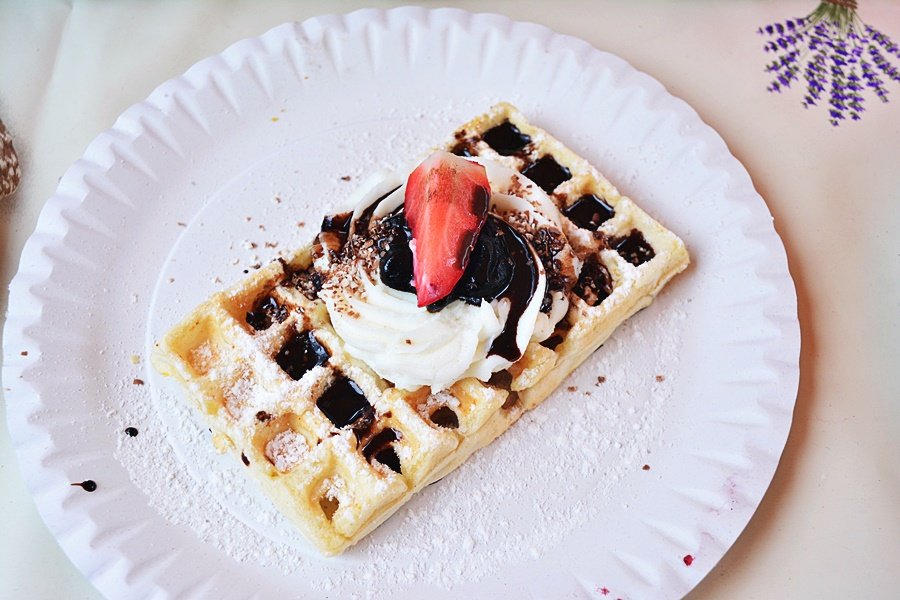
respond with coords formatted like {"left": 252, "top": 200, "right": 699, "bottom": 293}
{"left": 2, "top": 8, "right": 799, "bottom": 599}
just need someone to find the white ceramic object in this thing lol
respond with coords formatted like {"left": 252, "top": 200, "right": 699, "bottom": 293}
{"left": 2, "top": 8, "right": 798, "bottom": 599}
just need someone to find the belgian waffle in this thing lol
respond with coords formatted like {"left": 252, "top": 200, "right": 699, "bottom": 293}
{"left": 152, "top": 103, "right": 690, "bottom": 555}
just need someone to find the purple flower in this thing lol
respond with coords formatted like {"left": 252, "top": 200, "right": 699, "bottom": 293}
{"left": 760, "top": 2, "right": 900, "bottom": 125}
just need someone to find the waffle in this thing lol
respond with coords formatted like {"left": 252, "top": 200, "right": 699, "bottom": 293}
{"left": 152, "top": 103, "right": 689, "bottom": 555}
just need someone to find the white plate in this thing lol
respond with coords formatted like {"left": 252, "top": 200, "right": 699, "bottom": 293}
{"left": 3, "top": 8, "right": 799, "bottom": 599}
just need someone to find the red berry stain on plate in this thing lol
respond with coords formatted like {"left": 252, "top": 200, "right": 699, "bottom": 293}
{"left": 683, "top": 554, "right": 694, "bottom": 566}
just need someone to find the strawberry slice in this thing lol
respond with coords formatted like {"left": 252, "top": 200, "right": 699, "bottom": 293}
{"left": 404, "top": 151, "right": 491, "bottom": 307}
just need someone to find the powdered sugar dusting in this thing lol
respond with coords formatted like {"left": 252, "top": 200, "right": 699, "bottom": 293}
{"left": 266, "top": 429, "right": 309, "bottom": 473}
{"left": 120, "top": 289, "right": 687, "bottom": 596}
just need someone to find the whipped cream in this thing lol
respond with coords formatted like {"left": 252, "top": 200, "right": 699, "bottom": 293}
{"left": 316, "top": 158, "right": 578, "bottom": 392}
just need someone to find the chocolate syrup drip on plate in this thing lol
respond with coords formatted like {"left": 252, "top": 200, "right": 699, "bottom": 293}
{"left": 482, "top": 120, "right": 532, "bottom": 156}
{"left": 521, "top": 155, "right": 571, "bottom": 194}
{"left": 361, "top": 428, "right": 402, "bottom": 473}
{"left": 316, "top": 376, "right": 374, "bottom": 429}
{"left": 71, "top": 480, "right": 97, "bottom": 492}
{"left": 563, "top": 194, "right": 615, "bottom": 230}
{"left": 275, "top": 331, "right": 329, "bottom": 380}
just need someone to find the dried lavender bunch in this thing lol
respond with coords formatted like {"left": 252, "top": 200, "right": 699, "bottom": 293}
{"left": 759, "top": 0, "right": 900, "bottom": 126}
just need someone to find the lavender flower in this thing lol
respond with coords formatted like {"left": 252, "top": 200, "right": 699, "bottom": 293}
{"left": 759, "top": 0, "right": 900, "bottom": 125}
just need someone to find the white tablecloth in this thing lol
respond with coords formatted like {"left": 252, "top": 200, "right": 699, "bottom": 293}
{"left": 1, "top": 1, "right": 898, "bottom": 598}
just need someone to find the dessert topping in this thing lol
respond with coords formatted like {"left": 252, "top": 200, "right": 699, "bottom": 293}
{"left": 404, "top": 151, "right": 491, "bottom": 307}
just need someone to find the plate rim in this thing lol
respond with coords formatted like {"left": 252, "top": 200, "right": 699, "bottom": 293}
{"left": 2, "top": 6, "right": 799, "bottom": 599}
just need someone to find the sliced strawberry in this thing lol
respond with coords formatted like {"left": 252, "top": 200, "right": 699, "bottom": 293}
{"left": 404, "top": 151, "right": 491, "bottom": 307}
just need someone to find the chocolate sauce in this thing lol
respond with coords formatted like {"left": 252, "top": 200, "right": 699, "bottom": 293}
{"left": 573, "top": 255, "right": 613, "bottom": 306}
{"left": 541, "top": 320, "right": 571, "bottom": 350}
{"left": 71, "top": 480, "right": 97, "bottom": 492}
{"left": 540, "top": 334, "right": 564, "bottom": 350}
{"left": 318, "top": 211, "right": 353, "bottom": 254}
{"left": 429, "top": 406, "right": 459, "bottom": 429}
{"left": 521, "top": 155, "right": 571, "bottom": 194}
{"left": 563, "top": 194, "right": 615, "bottom": 230}
{"left": 361, "top": 428, "right": 402, "bottom": 473}
{"left": 378, "top": 212, "right": 517, "bottom": 312}
{"left": 354, "top": 186, "right": 401, "bottom": 233}
{"left": 501, "top": 391, "right": 520, "bottom": 410}
{"left": 482, "top": 120, "right": 532, "bottom": 156}
{"left": 241, "top": 452, "right": 250, "bottom": 466}
{"left": 320, "top": 212, "right": 352, "bottom": 235}
{"left": 378, "top": 211, "right": 416, "bottom": 294}
{"left": 288, "top": 267, "right": 323, "bottom": 300}
{"left": 275, "top": 331, "right": 329, "bottom": 380}
{"left": 426, "top": 215, "right": 516, "bottom": 312}
{"left": 450, "top": 140, "right": 475, "bottom": 157}
{"left": 486, "top": 219, "right": 540, "bottom": 361}
{"left": 246, "top": 295, "right": 288, "bottom": 331}
{"left": 255, "top": 411, "right": 272, "bottom": 422}
{"left": 453, "top": 186, "right": 491, "bottom": 267}
{"left": 373, "top": 447, "right": 402, "bottom": 474}
{"left": 611, "top": 229, "right": 655, "bottom": 266}
{"left": 124, "top": 427, "right": 139, "bottom": 437}
{"left": 316, "top": 376, "right": 374, "bottom": 429}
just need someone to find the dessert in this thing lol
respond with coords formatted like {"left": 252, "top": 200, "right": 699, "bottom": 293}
{"left": 152, "top": 103, "right": 690, "bottom": 555}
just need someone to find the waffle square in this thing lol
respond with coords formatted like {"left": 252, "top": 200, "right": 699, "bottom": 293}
{"left": 153, "top": 103, "right": 689, "bottom": 555}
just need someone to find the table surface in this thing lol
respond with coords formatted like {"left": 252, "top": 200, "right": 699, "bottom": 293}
{"left": 1, "top": 1, "right": 898, "bottom": 598}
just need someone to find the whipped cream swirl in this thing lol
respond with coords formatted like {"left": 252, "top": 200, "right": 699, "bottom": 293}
{"left": 315, "top": 159, "right": 578, "bottom": 392}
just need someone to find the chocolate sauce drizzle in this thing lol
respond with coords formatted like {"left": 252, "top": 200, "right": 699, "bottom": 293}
{"left": 275, "top": 331, "right": 330, "bottom": 380}
{"left": 573, "top": 255, "right": 613, "bottom": 306}
{"left": 361, "top": 428, "right": 402, "bottom": 473}
{"left": 246, "top": 295, "right": 288, "bottom": 331}
{"left": 521, "top": 155, "right": 571, "bottom": 194}
{"left": 376, "top": 211, "right": 539, "bottom": 361}
{"left": 611, "top": 229, "right": 655, "bottom": 266}
{"left": 316, "top": 376, "right": 374, "bottom": 430}
{"left": 482, "top": 121, "right": 532, "bottom": 156}
{"left": 485, "top": 219, "right": 539, "bottom": 361}
{"left": 563, "top": 194, "right": 615, "bottom": 230}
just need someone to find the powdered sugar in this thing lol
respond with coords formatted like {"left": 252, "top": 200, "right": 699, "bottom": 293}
{"left": 265, "top": 429, "right": 310, "bottom": 473}
{"left": 118, "top": 291, "right": 687, "bottom": 596}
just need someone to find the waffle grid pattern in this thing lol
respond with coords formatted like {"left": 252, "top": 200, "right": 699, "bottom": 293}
{"left": 153, "top": 104, "right": 689, "bottom": 555}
